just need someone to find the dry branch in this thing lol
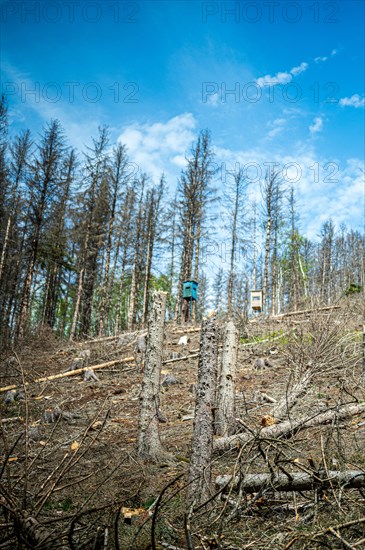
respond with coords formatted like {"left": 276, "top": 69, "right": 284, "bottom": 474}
{"left": 162, "top": 352, "right": 199, "bottom": 365}
{"left": 271, "top": 305, "right": 341, "bottom": 319}
{"left": 214, "top": 402, "right": 365, "bottom": 453}
{"left": 215, "top": 470, "right": 365, "bottom": 493}
{"left": 240, "top": 331, "right": 290, "bottom": 348}
{"left": 271, "top": 368, "right": 313, "bottom": 420}
{"left": 172, "top": 327, "right": 201, "bottom": 334}
{"left": 0, "top": 357, "right": 135, "bottom": 393}
{"left": 83, "top": 334, "right": 120, "bottom": 345}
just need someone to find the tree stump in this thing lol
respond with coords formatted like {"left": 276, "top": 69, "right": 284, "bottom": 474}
{"left": 187, "top": 317, "right": 217, "bottom": 508}
{"left": 214, "top": 320, "right": 238, "bottom": 436}
{"left": 136, "top": 291, "right": 167, "bottom": 461}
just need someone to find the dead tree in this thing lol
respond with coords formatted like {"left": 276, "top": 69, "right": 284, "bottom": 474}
{"left": 187, "top": 317, "right": 217, "bottom": 508}
{"left": 136, "top": 291, "right": 167, "bottom": 461}
{"left": 261, "top": 169, "right": 282, "bottom": 314}
{"left": 214, "top": 320, "right": 238, "bottom": 436}
{"left": 226, "top": 169, "right": 247, "bottom": 316}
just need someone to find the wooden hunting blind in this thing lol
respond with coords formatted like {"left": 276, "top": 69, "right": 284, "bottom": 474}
{"left": 183, "top": 280, "right": 198, "bottom": 301}
{"left": 250, "top": 289, "right": 262, "bottom": 311}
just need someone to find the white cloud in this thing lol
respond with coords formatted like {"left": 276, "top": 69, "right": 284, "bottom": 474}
{"left": 256, "top": 61, "right": 308, "bottom": 87}
{"left": 290, "top": 62, "right": 308, "bottom": 76}
{"left": 309, "top": 117, "right": 323, "bottom": 135}
{"left": 256, "top": 71, "right": 292, "bottom": 88}
{"left": 339, "top": 94, "right": 365, "bottom": 108}
{"left": 212, "top": 143, "right": 364, "bottom": 240}
{"left": 267, "top": 118, "right": 286, "bottom": 139}
{"left": 117, "top": 113, "right": 197, "bottom": 185}
{"left": 314, "top": 56, "right": 328, "bottom": 63}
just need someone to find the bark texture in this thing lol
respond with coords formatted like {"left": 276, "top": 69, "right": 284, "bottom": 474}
{"left": 136, "top": 291, "right": 167, "bottom": 461}
{"left": 214, "top": 402, "right": 365, "bottom": 454}
{"left": 216, "top": 470, "right": 365, "bottom": 493}
{"left": 214, "top": 321, "right": 239, "bottom": 436}
{"left": 187, "top": 317, "right": 217, "bottom": 508}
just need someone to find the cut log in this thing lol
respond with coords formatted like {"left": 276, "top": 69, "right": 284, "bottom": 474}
{"left": 0, "top": 357, "right": 135, "bottom": 393}
{"left": 215, "top": 470, "right": 365, "bottom": 493}
{"left": 214, "top": 402, "right": 365, "bottom": 453}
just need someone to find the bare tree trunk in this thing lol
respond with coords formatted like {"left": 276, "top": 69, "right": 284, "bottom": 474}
{"left": 136, "top": 291, "right": 167, "bottom": 461}
{"left": 252, "top": 203, "right": 257, "bottom": 289}
{"left": 263, "top": 216, "right": 271, "bottom": 313}
{"left": 69, "top": 264, "right": 84, "bottom": 342}
{"left": 98, "top": 222, "right": 113, "bottom": 336}
{"left": 227, "top": 199, "right": 238, "bottom": 315}
{"left": 114, "top": 253, "right": 127, "bottom": 336}
{"left": 214, "top": 321, "right": 238, "bottom": 436}
{"left": 142, "top": 224, "right": 153, "bottom": 326}
{"left": 69, "top": 228, "right": 89, "bottom": 341}
{"left": 128, "top": 247, "right": 139, "bottom": 330}
{"left": 17, "top": 246, "right": 36, "bottom": 338}
{"left": 187, "top": 317, "right": 217, "bottom": 508}
{"left": 0, "top": 213, "right": 11, "bottom": 283}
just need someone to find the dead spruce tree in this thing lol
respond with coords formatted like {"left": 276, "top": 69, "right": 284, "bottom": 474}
{"left": 187, "top": 316, "right": 217, "bottom": 508}
{"left": 136, "top": 290, "right": 167, "bottom": 461}
{"left": 214, "top": 320, "right": 238, "bottom": 436}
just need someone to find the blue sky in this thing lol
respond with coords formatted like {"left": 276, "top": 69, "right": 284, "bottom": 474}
{"left": 1, "top": 0, "right": 364, "bottom": 244}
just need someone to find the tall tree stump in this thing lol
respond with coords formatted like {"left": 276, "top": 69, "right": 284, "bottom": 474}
{"left": 187, "top": 317, "right": 217, "bottom": 508}
{"left": 214, "top": 320, "right": 238, "bottom": 436}
{"left": 136, "top": 291, "right": 167, "bottom": 461}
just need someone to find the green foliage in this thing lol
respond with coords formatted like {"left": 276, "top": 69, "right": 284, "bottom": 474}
{"left": 43, "top": 496, "right": 73, "bottom": 512}
{"left": 345, "top": 283, "right": 362, "bottom": 296}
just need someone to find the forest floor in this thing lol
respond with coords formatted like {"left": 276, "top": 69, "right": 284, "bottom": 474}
{"left": 1, "top": 296, "right": 364, "bottom": 549}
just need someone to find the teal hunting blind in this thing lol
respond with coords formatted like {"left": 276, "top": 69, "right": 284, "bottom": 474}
{"left": 183, "top": 280, "right": 198, "bottom": 301}
{"left": 181, "top": 281, "right": 198, "bottom": 323}
{"left": 250, "top": 289, "right": 262, "bottom": 312}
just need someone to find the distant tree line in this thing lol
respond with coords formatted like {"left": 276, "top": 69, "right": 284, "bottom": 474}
{"left": 0, "top": 96, "right": 363, "bottom": 347}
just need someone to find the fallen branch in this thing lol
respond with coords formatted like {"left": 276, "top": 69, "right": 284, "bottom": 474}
{"left": 0, "top": 357, "right": 135, "bottom": 393}
{"left": 240, "top": 331, "right": 290, "bottom": 348}
{"left": 172, "top": 327, "right": 201, "bottom": 335}
{"left": 162, "top": 352, "right": 199, "bottom": 365}
{"left": 83, "top": 334, "right": 120, "bottom": 345}
{"left": 1, "top": 416, "right": 23, "bottom": 424}
{"left": 215, "top": 470, "right": 365, "bottom": 493}
{"left": 271, "top": 305, "right": 341, "bottom": 319}
{"left": 271, "top": 368, "right": 313, "bottom": 420}
{"left": 214, "top": 402, "right": 365, "bottom": 453}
